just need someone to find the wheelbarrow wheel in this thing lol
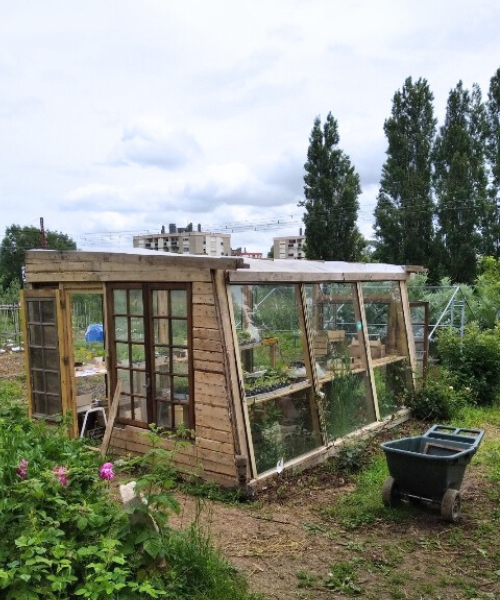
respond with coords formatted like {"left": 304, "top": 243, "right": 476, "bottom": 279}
{"left": 382, "top": 476, "right": 400, "bottom": 508}
{"left": 441, "top": 489, "right": 461, "bottom": 522}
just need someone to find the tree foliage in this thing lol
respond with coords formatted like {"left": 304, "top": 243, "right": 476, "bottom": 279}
{"left": 0, "top": 225, "right": 76, "bottom": 291}
{"left": 299, "top": 113, "right": 363, "bottom": 261}
{"left": 433, "top": 82, "right": 489, "bottom": 283}
{"left": 373, "top": 77, "right": 437, "bottom": 272}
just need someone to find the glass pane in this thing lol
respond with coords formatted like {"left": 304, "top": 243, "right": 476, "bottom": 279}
{"left": 115, "top": 342, "right": 130, "bottom": 367}
{"left": 171, "top": 320, "right": 187, "bottom": 346}
{"left": 114, "top": 317, "right": 128, "bottom": 341}
{"left": 44, "top": 325, "right": 58, "bottom": 348}
{"left": 157, "top": 401, "right": 172, "bottom": 428}
{"left": 132, "top": 370, "right": 147, "bottom": 393}
{"left": 117, "top": 368, "right": 131, "bottom": 394}
{"left": 130, "top": 317, "right": 145, "bottom": 342}
{"left": 173, "top": 377, "right": 189, "bottom": 402}
{"left": 133, "top": 396, "right": 147, "bottom": 423}
{"left": 46, "top": 371, "right": 60, "bottom": 395}
{"left": 33, "top": 392, "right": 45, "bottom": 414}
{"left": 173, "top": 350, "right": 189, "bottom": 374}
{"left": 155, "top": 373, "right": 171, "bottom": 400}
{"left": 46, "top": 395, "right": 61, "bottom": 416}
{"left": 113, "top": 290, "right": 127, "bottom": 314}
{"left": 32, "top": 370, "right": 45, "bottom": 392}
{"left": 41, "top": 300, "right": 56, "bottom": 323}
{"left": 27, "top": 300, "right": 40, "bottom": 322}
{"left": 119, "top": 393, "right": 132, "bottom": 419}
{"left": 321, "top": 372, "right": 375, "bottom": 442}
{"left": 171, "top": 290, "right": 187, "bottom": 317}
{"left": 173, "top": 404, "right": 188, "bottom": 428}
{"left": 231, "top": 284, "right": 309, "bottom": 393}
{"left": 374, "top": 362, "right": 412, "bottom": 418}
{"left": 154, "top": 319, "right": 169, "bottom": 345}
{"left": 361, "top": 282, "right": 408, "bottom": 360}
{"left": 30, "top": 348, "right": 44, "bottom": 369}
{"left": 131, "top": 344, "right": 146, "bottom": 366}
{"left": 154, "top": 346, "right": 170, "bottom": 370}
{"left": 129, "top": 290, "right": 143, "bottom": 315}
{"left": 29, "top": 324, "right": 43, "bottom": 346}
{"left": 305, "top": 283, "right": 364, "bottom": 381}
{"left": 248, "top": 390, "right": 322, "bottom": 474}
{"left": 45, "top": 349, "right": 59, "bottom": 370}
{"left": 152, "top": 290, "right": 169, "bottom": 317}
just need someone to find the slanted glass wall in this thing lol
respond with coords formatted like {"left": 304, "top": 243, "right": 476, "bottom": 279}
{"left": 231, "top": 284, "right": 322, "bottom": 474}
{"left": 361, "top": 282, "right": 412, "bottom": 417}
{"left": 231, "top": 279, "right": 414, "bottom": 477}
{"left": 306, "top": 283, "right": 375, "bottom": 441}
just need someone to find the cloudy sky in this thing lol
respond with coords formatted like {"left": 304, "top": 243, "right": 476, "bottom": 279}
{"left": 1, "top": 0, "right": 500, "bottom": 254}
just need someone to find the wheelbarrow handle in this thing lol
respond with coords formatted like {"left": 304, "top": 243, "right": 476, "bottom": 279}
{"left": 424, "top": 425, "right": 485, "bottom": 448}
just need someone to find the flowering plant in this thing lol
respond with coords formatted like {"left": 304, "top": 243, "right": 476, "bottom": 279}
{"left": 99, "top": 462, "right": 114, "bottom": 481}
{"left": 17, "top": 458, "right": 29, "bottom": 479}
{"left": 53, "top": 465, "right": 68, "bottom": 486}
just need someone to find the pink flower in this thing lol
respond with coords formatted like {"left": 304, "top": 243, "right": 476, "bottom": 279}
{"left": 99, "top": 462, "right": 114, "bottom": 481}
{"left": 53, "top": 466, "right": 68, "bottom": 487}
{"left": 17, "top": 459, "right": 29, "bottom": 479}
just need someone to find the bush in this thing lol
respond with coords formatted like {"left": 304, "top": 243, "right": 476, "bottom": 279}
{"left": 0, "top": 383, "right": 261, "bottom": 600}
{"left": 404, "top": 376, "right": 468, "bottom": 422}
{"left": 437, "top": 324, "right": 500, "bottom": 406}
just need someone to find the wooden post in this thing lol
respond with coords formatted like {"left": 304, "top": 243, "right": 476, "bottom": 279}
{"left": 101, "top": 381, "right": 121, "bottom": 458}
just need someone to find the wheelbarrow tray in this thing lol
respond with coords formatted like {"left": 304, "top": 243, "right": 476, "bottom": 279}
{"left": 381, "top": 425, "right": 484, "bottom": 503}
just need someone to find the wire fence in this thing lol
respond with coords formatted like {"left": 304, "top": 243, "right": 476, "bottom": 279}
{"left": 0, "top": 304, "right": 22, "bottom": 348}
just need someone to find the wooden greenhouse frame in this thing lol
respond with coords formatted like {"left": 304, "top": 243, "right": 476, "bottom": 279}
{"left": 22, "top": 249, "right": 420, "bottom": 490}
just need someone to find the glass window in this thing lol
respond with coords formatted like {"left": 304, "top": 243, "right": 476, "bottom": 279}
{"left": 374, "top": 362, "right": 412, "bottom": 418}
{"left": 305, "top": 283, "right": 366, "bottom": 381}
{"left": 361, "top": 282, "right": 409, "bottom": 360}
{"left": 248, "top": 389, "right": 322, "bottom": 474}
{"left": 231, "top": 284, "right": 310, "bottom": 397}
{"left": 25, "top": 297, "right": 62, "bottom": 418}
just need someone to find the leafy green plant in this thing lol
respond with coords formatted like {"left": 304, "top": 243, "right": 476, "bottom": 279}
{"left": 335, "top": 440, "right": 368, "bottom": 474}
{"left": 404, "top": 375, "right": 469, "bottom": 421}
{"left": 438, "top": 324, "right": 500, "bottom": 405}
{"left": 0, "top": 383, "right": 261, "bottom": 600}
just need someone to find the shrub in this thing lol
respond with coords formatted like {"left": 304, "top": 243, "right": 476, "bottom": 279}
{"left": 437, "top": 324, "right": 500, "bottom": 406}
{"left": 404, "top": 376, "right": 468, "bottom": 422}
{"left": 0, "top": 383, "right": 260, "bottom": 600}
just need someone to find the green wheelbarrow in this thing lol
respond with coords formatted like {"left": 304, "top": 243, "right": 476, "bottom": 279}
{"left": 381, "top": 425, "right": 484, "bottom": 522}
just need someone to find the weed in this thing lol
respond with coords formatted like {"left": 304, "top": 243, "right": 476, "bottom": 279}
{"left": 296, "top": 569, "right": 318, "bottom": 589}
{"left": 335, "top": 439, "right": 368, "bottom": 473}
{"left": 324, "top": 560, "right": 362, "bottom": 595}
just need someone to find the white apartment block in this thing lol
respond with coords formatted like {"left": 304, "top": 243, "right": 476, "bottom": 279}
{"left": 133, "top": 224, "right": 231, "bottom": 257}
{"left": 273, "top": 234, "right": 305, "bottom": 259}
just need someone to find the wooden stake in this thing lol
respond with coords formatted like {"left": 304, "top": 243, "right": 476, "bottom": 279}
{"left": 101, "top": 381, "right": 121, "bottom": 458}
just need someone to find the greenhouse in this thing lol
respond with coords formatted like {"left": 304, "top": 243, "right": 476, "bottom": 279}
{"left": 22, "top": 249, "right": 419, "bottom": 489}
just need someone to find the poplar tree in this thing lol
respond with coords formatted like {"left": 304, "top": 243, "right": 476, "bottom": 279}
{"left": 433, "top": 82, "right": 489, "bottom": 283}
{"left": 483, "top": 68, "right": 500, "bottom": 257}
{"left": 299, "top": 113, "right": 363, "bottom": 261}
{"left": 373, "top": 77, "right": 437, "bottom": 271}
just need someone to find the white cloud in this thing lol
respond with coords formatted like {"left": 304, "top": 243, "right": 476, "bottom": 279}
{"left": 107, "top": 118, "right": 202, "bottom": 169}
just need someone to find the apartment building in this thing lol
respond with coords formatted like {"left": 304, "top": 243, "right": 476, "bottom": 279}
{"left": 273, "top": 231, "right": 305, "bottom": 259}
{"left": 133, "top": 224, "right": 231, "bottom": 257}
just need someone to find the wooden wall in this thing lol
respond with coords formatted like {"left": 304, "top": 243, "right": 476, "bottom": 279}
{"left": 109, "top": 275, "right": 241, "bottom": 488}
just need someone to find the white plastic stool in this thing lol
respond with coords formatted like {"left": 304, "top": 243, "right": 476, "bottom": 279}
{"left": 80, "top": 406, "right": 108, "bottom": 438}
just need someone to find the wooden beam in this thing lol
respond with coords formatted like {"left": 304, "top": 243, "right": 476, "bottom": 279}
{"left": 101, "top": 381, "right": 122, "bottom": 458}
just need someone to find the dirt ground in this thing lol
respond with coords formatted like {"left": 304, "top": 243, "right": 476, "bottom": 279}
{"left": 3, "top": 352, "right": 499, "bottom": 599}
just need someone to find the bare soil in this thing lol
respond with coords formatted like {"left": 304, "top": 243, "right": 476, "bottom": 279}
{"left": 3, "top": 353, "right": 499, "bottom": 599}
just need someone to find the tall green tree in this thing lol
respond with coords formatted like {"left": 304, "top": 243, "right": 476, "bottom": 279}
{"left": 373, "top": 77, "right": 437, "bottom": 271}
{"left": 0, "top": 225, "right": 77, "bottom": 290}
{"left": 483, "top": 67, "right": 500, "bottom": 257}
{"left": 299, "top": 112, "right": 363, "bottom": 261}
{"left": 433, "top": 82, "right": 489, "bottom": 283}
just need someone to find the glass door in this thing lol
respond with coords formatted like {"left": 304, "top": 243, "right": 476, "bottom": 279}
{"left": 108, "top": 284, "right": 192, "bottom": 430}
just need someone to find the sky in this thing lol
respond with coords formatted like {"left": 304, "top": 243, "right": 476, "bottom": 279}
{"left": 1, "top": 0, "right": 500, "bottom": 254}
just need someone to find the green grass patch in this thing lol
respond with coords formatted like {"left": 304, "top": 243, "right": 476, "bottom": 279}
{"left": 322, "top": 454, "right": 416, "bottom": 528}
